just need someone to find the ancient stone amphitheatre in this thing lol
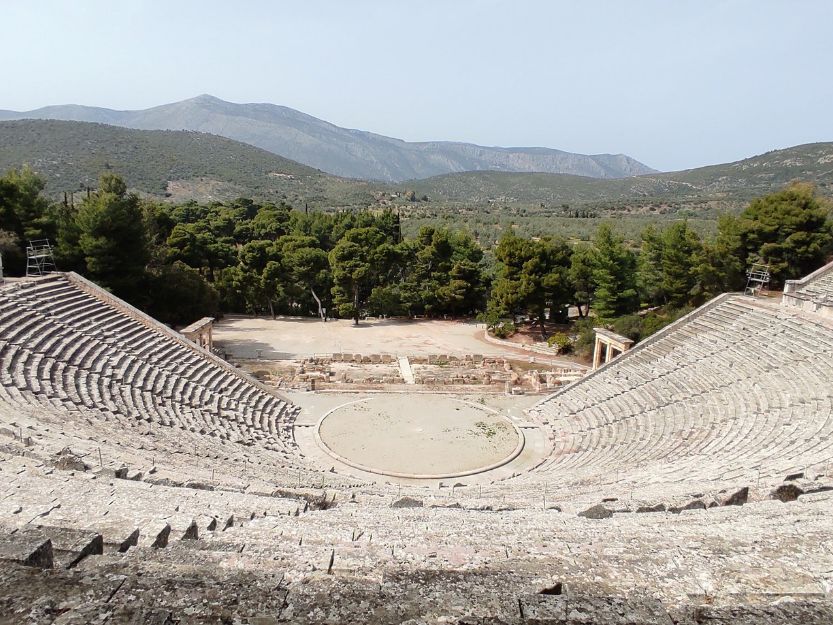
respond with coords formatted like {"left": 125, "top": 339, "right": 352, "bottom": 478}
{"left": 1, "top": 264, "right": 833, "bottom": 623}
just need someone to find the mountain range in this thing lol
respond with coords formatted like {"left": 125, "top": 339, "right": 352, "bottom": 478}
{"left": 1, "top": 119, "right": 831, "bottom": 213}
{"left": 0, "top": 95, "right": 655, "bottom": 182}
{"left": 410, "top": 141, "right": 833, "bottom": 206}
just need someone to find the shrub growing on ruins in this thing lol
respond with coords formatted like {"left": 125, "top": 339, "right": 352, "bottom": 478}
{"left": 492, "top": 321, "right": 517, "bottom": 339}
{"left": 547, "top": 332, "right": 573, "bottom": 354}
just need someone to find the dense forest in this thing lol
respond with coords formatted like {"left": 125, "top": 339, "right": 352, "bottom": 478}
{"left": 2, "top": 166, "right": 832, "bottom": 356}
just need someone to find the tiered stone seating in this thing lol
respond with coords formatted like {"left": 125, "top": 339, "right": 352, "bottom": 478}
{"left": 793, "top": 263, "right": 833, "bottom": 304}
{"left": 0, "top": 273, "right": 354, "bottom": 489}
{"left": 2, "top": 268, "right": 833, "bottom": 622}
{"left": 783, "top": 260, "right": 833, "bottom": 319}
{"left": 1, "top": 447, "right": 831, "bottom": 622}
{"left": 527, "top": 294, "right": 833, "bottom": 499}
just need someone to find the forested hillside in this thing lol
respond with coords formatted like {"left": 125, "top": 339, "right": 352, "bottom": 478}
{"left": 0, "top": 120, "right": 376, "bottom": 207}
{"left": 3, "top": 120, "right": 833, "bottom": 250}
{"left": 410, "top": 142, "right": 833, "bottom": 207}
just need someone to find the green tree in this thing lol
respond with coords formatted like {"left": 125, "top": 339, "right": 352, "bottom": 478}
{"left": 250, "top": 202, "right": 291, "bottom": 240}
{"left": 166, "top": 223, "right": 211, "bottom": 269}
{"left": 569, "top": 243, "right": 596, "bottom": 318}
{"left": 636, "top": 224, "right": 665, "bottom": 306}
{"left": 591, "top": 223, "right": 638, "bottom": 319}
{"left": 238, "top": 239, "right": 285, "bottom": 318}
{"left": 278, "top": 235, "right": 332, "bottom": 318}
{"left": 691, "top": 215, "right": 746, "bottom": 302}
{"left": 660, "top": 221, "right": 701, "bottom": 307}
{"left": 145, "top": 261, "right": 219, "bottom": 325}
{"left": 73, "top": 173, "right": 149, "bottom": 300}
{"left": 488, "top": 232, "right": 572, "bottom": 338}
{"left": 0, "top": 166, "right": 56, "bottom": 242}
{"left": 329, "top": 227, "right": 397, "bottom": 324}
{"left": 0, "top": 166, "right": 57, "bottom": 275}
{"left": 735, "top": 182, "right": 833, "bottom": 285}
{"left": 399, "top": 226, "right": 485, "bottom": 317}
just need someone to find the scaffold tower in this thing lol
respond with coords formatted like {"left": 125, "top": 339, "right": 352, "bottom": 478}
{"left": 744, "top": 262, "right": 771, "bottom": 297}
{"left": 26, "top": 239, "right": 57, "bottom": 277}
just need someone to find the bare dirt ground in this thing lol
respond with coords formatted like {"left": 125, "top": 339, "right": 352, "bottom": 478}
{"left": 317, "top": 395, "right": 520, "bottom": 477}
{"left": 215, "top": 315, "right": 581, "bottom": 367}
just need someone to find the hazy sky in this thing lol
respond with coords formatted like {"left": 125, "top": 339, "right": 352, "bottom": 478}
{"left": 3, "top": 1, "right": 832, "bottom": 172}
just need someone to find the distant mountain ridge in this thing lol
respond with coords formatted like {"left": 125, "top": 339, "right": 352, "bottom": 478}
{"left": 1, "top": 119, "right": 830, "bottom": 213}
{"left": 0, "top": 94, "right": 655, "bottom": 182}
{"left": 409, "top": 142, "right": 833, "bottom": 206}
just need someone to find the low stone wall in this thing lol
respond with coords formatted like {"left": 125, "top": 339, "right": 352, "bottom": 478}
{"left": 782, "top": 292, "right": 833, "bottom": 318}
{"left": 327, "top": 353, "right": 490, "bottom": 365}
{"left": 783, "top": 258, "right": 833, "bottom": 318}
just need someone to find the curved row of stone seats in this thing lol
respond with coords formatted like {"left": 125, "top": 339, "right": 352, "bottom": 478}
{"left": 0, "top": 386, "right": 367, "bottom": 494}
{"left": 791, "top": 261, "right": 833, "bottom": 303}
{"left": 0, "top": 454, "right": 305, "bottom": 537}
{"left": 783, "top": 259, "right": 833, "bottom": 319}
{"left": 0, "top": 273, "right": 300, "bottom": 455}
{"left": 526, "top": 294, "right": 833, "bottom": 497}
{"left": 1, "top": 448, "right": 830, "bottom": 622}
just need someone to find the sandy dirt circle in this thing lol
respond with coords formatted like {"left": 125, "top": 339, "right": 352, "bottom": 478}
{"left": 316, "top": 395, "right": 522, "bottom": 478}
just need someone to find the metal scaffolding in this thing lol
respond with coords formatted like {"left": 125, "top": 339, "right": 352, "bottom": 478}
{"left": 744, "top": 263, "right": 771, "bottom": 297}
{"left": 26, "top": 239, "right": 57, "bottom": 277}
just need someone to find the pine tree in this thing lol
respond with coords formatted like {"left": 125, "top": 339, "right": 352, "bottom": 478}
{"left": 660, "top": 221, "right": 701, "bottom": 308}
{"left": 636, "top": 225, "right": 665, "bottom": 306}
{"left": 737, "top": 182, "right": 833, "bottom": 285}
{"left": 592, "top": 223, "right": 639, "bottom": 319}
{"left": 568, "top": 243, "right": 596, "bottom": 317}
{"left": 74, "top": 174, "right": 149, "bottom": 301}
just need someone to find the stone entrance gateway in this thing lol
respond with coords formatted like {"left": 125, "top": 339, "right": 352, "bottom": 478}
{"left": 180, "top": 317, "right": 215, "bottom": 350}
{"left": 592, "top": 328, "right": 634, "bottom": 370}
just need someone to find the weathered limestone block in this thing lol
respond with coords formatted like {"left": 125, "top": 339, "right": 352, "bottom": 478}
{"left": 687, "top": 601, "right": 833, "bottom": 624}
{"left": 721, "top": 487, "right": 749, "bottom": 506}
{"left": 771, "top": 483, "right": 803, "bottom": 502}
{"left": 181, "top": 519, "right": 199, "bottom": 540}
{"left": 12, "top": 527, "right": 103, "bottom": 569}
{"left": 139, "top": 521, "right": 171, "bottom": 549}
{"left": 578, "top": 504, "right": 613, "bottom": 520}
{"left": 94, "top": 465, "right": 129, "bottom": 479}
{"left": 669, "top": 499, "right": 706, "bottom": 514}
{"left": 520, "top": 593, "right": 673, "bottom": 624}
{"left": 50, "top": 447, "right": 89, "bottom": 472}
{"left": 0, "top": 535, "right": 53, "bottom": 568}
{"left": 636, "top": 503, "right": 666, "bottom": 513}
{"left": 391, "top": 497, "right": 423, "bottom": 508}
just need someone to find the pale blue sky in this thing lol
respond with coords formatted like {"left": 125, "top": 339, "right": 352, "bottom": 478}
{"left": 3, "top": 1, "right": 832, "bottom": 171}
